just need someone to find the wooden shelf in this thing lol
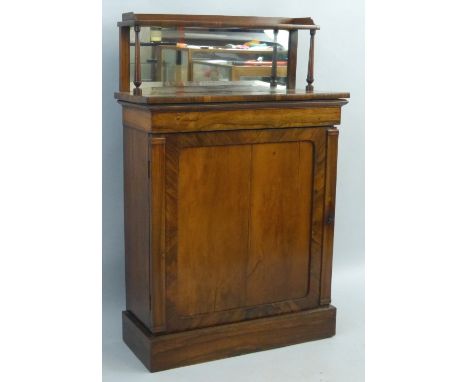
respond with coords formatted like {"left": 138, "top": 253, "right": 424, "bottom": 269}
{"left": 115, "top": 81, "right": 349, "bottom": 105}
{"left": 118, "top": 13, "right": 319, "bottom": 30}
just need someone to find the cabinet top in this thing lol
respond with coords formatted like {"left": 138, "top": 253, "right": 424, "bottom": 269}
{"left": 118, "top": 12, "right": 319, "bottom": 30}
{"left": 114, "top": 81, "right": 349, "bottom": 105}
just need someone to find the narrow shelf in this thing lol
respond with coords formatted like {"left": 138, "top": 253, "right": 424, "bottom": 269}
{"left": 115, "top": 81, "right": 349, "bottom": 104}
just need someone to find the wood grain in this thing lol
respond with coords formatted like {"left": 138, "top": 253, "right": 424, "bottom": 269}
{"left": 120, "top": 98, "right": 345, "bottom": 372}
{"left": 118, "top": 13, "right": 318, "bottom": 30}
{"left": 177, "top": 145, "right": 251, "bottom": 316}
{"left": 306, "top": 30, "right": 316, "bottom": 91}
{"left": 115, "top": 85, "right": 350, "bottom": 105}
{"left": 122, "top": 101, "right": 346, "bottom": 133}
{"left": 287, "top": 30, "right": 298, "bottom": 89}
{"left": 247, "top": 142, "right": 313, "bottom": 305}
{"left": 150, "top": 138, "right": 166, "bottom": 331}
{"left": 123, "top": 107, "right": 151, "bottom": 131}
{"left": 122, "top": 99, "right": 348, "bottom": 113}
{"left": 320, "top": 128, "right": 339, "bottom": 305}
{"left": 117, "top": 12, "right": 348, "bottom": 373}
{"left": 123, "top": 127, "right": 151, "bottom": 328}
{"left": 123, "top": 305, "right": 336, "bottom": 372}
{"left": 151, "top": 107, "right": 341, "bottom": 132}
{"left": 163, "top": 128, "right": 326, "bottom": 332}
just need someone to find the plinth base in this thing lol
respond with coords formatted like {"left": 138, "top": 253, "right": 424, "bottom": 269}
{"left": 122, "top": 305, "right": 336, "bottom": 372}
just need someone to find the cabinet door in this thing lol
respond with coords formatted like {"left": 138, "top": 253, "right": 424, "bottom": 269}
{"left": 150, "top": 127, "right": 337, "bottom": 332}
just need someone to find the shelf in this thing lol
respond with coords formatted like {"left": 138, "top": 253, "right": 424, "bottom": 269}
{"left": 115, "top": 81, "right": 349, "bottom": 105}
{"left": 118, "top": 13, "right": 319, "bottom": 30}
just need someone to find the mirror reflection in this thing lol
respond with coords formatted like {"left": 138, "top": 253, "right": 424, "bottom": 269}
{"left": 130, "top": 27, "right": 289, "bottom": 87}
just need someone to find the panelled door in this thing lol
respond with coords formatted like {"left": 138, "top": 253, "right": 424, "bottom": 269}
{"left": 150, "top": 127, "right": 335, "bottom": 333}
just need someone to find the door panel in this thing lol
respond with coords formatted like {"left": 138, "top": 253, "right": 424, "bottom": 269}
{"left": 157, "top": 127, "right": 327, "bottom": 332}
{"left": 177, "top": 145, "right": 251, "bottom": 316}
{"left": 247, "top": 141, "right": 313, "bottom": 306}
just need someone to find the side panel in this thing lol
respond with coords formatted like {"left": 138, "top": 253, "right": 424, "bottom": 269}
{"left": 124, "top": 127, "right": 151, "bottom": 327}
{"left": 320, "top": 128, "right": 339, "bottom": 305}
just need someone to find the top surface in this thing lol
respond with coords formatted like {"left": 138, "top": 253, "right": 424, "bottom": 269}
{"left": 118, "top": 13, "right": 318, "bottom": 30}
{"left": 114, "top": 81, "right": 350, "bottom": 105}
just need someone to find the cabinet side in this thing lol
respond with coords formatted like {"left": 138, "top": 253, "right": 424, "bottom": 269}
{"left": 124, "top": 126, "right": 151, "bottom": 327}
{"left": 320, "top": 128, "right": 339, "bottom": 305}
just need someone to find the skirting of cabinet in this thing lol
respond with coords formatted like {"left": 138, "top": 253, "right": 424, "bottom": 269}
{"left": 122, "top": 305, "right": 336, "bottom": 372}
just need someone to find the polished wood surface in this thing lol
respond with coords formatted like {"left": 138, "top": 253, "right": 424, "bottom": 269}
{"left": 177, "top": 145, "right": 251, "bottom": 316}
{"left": 174, "top": 140, "right": 313, "bottom": 316}
{"left": 306, "top": 29, "right": 316, "bottom": 91}
{"left": 287, "top": 30, "right": 298, "bottom": 89}
{"left": 158, "top": 105, "right": 337, "bottom": 131}
{"left": 115, "top": 81, "right": 350, "bottom": 104}
{"left": 121, "top": 98, "right": 347, "bottom": 370}
{"left": 123, "top": 128, "right": 151, "bottom": 329}
{"left": 247, "top": 142, "right": 313, "bottom": 305}
{"left": 321, "top": 129, "right": 339, "bottom": 305}
{"left": 118, "top": 14, "right": 348, "bottom": 372}
{"left": 122, "top": 106, "right": 151, "bottom": 132}
{"left": 122, "top": 101, "right": 345, "bottom": 133}
{"left": 150, "top": 138, "right": 166, "bottom": 332}
{"left": 133, "top": 26, "right": 142, "bottom": 95}
{"left": 123, "top": 306, "right": 336, "bottom": 372}
{"left": 270, "top": 29, "right": 279, "bottom": 87}
{"left": 118, "top": 13, "right": 319, "bottom": 30}
{"left": 126, "top": 127, "right": 328, "bottom": 334}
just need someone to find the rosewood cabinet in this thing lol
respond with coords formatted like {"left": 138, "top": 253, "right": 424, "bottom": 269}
{"left": 115, "top": 13, "right": 349, "bottom": 372}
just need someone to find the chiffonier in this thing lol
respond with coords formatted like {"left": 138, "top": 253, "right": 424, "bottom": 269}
{"left": 114, "top": 12, "right": 349, "bottom": 372}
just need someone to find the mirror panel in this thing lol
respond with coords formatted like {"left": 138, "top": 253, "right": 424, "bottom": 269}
{"left": 129, "top": 27, "right": 289, "bottom": 87}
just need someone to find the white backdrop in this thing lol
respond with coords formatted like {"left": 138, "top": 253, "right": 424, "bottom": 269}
{"left": 102, "top": 1, "right": 364, "bottom": 380}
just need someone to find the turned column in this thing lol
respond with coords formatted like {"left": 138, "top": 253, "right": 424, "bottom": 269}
{"left": 306, "top": 29, "right": 316, "bottom": 92}
{"left": 133, "top": 25, "right": 142, "bottom": 95}
{"left": 270, "top": 29, "right": 278, "bottom": 88}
